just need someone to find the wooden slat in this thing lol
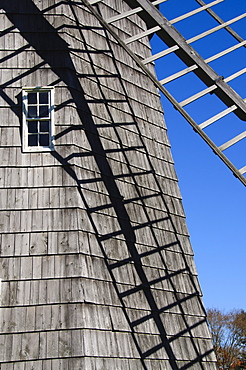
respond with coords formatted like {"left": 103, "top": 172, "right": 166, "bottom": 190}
{"left": 180, "top": 69, "right": 246, "bottom": 107}
{"left": 159, "top": 42, "right": 246, "bottom": 85}
{"left": 143, "top": 44, "right": 179, "bottom": 64}
{"left": 0, "top": 0, "right": 244, "bottom": 367}
{"left": 131, "top": 0, "right": 246, "bottom": 119}
{"left": 199, "top": 105, "right": 237, "bottom": 129}
{"left": 180, "top": 68, "right": 246, "bottom": 107}
{"left": 122, "top": 1, "right": 230, "bottom": 45}
{"left": 195, "top": 0, "right": 246, "bottom": 44}
{"left": 88, "top": 0, "right": 101, "bottom": 4}
{"left": 239, "top": 166, "right": 246, "bottom": 175}
{"left": 206, "top": 40, "right": 246, "bottom": 63}
{"left": 159, "top": 65, "right": 198, "bottom": 85}
{"left": 106, "top": 0, "right": 167, "bottom": 24}
{"left": 81, "top": 0, "right": 246, "bottom": 186}
{"left": 186, "top": 13, "right": 246, "bottom": 44}
{"left": 124, "top": 25, "right": 161, "bottom": 44}
{"left": 169, "top": 0, "right": 224, "bottom": 24}
{"left": 219, "top": 131, "right": 246, "bottom": 151}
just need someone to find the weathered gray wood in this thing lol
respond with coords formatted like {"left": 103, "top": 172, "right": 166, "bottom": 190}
{"left": 0, "top": 0, "right": 216, "bottom": 368}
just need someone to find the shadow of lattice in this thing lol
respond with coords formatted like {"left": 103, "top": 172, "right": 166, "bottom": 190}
{"left": 0, "top": 1, "right": 214, "bottom": 369}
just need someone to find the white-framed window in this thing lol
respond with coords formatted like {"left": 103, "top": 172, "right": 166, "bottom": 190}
{"left": 22, "top": 87, "right": 54, "bottom": 152}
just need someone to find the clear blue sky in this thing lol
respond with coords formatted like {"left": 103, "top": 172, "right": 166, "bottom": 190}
{"left": 151, "top": 0, "right": 246, "bottom": 311}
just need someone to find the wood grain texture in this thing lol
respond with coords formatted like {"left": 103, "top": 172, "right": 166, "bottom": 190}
{"left": 0, "top": 0, "right": 216, "bottom": 368}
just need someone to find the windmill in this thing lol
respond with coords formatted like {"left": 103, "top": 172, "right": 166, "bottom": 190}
{"left": 87, "top": 0, "right": 246, "bottom": 184}
{"left": 0, "top": 0, "right": 245, "bottom": 369}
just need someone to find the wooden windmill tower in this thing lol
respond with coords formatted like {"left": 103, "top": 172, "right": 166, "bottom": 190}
{"left": 0, "top": 0, "right": 245, "bottom": 369}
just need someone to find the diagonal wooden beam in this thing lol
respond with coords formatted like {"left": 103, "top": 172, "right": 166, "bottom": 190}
{"left": 195, "top": 0, "right": 245, "bottom": 44}
{"left": 81, "top": 0, "right": 246, "bottom": 186}
{"left": 123, "top": 0, "right": 246, "bottom": 121}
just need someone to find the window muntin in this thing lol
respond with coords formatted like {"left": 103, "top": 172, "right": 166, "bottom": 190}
{"left": 22, "top": 88, "right": 54, "bottom": 152}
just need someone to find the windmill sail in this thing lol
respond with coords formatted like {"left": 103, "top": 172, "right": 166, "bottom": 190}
{"left": 3, "top": 0, "right": 243, "bottom": 369}
{"left": 86, "top": 0, "right": 246, "bottom": 185}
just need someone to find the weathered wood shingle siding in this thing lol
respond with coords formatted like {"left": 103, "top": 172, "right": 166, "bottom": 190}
{"left": 0, "top": 0, "right": 216, "bottom": 369}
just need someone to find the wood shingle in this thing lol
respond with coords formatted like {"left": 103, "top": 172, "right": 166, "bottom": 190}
{"left": 0, "top": 0, "right": 217, "bottom": 368}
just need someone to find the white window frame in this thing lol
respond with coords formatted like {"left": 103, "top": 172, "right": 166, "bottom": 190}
{"left": 22, "top": 87, "right": 55, "bottom": 152}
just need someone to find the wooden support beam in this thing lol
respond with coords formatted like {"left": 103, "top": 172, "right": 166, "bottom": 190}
{"left": 144, "top": 24, "right": 246, "bottom": 66}
{"left": 123, "top": 0, "right": 246, "bottom": 121}
{"left": 180, "top": 68, "right": 246, "bottom": 107}
{"left": 81, "top": 0, "right": 246, "bottom": 185}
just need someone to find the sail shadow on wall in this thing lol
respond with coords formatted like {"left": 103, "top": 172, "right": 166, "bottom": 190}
{"left": 0, "top": 0, "right": 217, "bottom": 369}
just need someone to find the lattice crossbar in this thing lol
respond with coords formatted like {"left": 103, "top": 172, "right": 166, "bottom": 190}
{"left": 86, "top": 0, "right": 246, "bottom": 185}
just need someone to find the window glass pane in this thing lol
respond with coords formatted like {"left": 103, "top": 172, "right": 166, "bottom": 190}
{"left": 28, "top": 106, "right": 38, "bottom": 118}
{"left": 39, "top": 105, "right": 49, "bottom": 117}
{"left": 40, "top": 121, "right": 50, "bottom": 132}
{"left": 39, "top": 92, "right": 49, "bottom": 104}
{"left": 39, "top": 134, "right": 49, "bottom": 146}
{"left": 28, "top": 92, "right": 37, "bottom": 104}
{"left": 28, "top": 121, "right": 38, "bottom": 133}
{"left": 23, "top": 88, "right": 53, "bottom": 150}
{"left": 28, "top": 134, "right": 38, "bottom": 146}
